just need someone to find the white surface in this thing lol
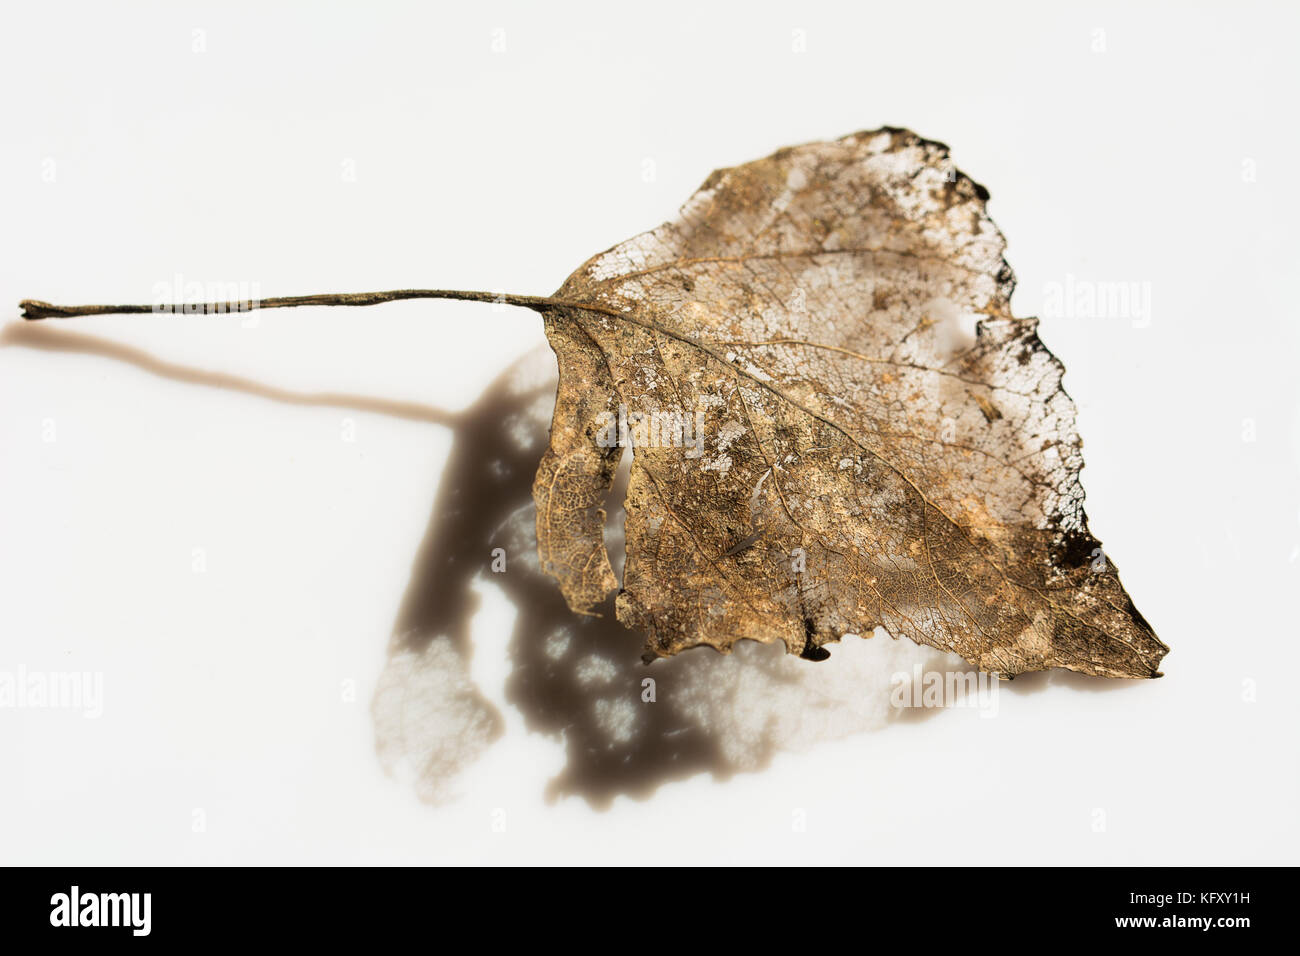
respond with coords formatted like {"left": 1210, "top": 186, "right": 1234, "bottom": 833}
{"left": 1, "top": 1, "right": 1296, "bottom": 865}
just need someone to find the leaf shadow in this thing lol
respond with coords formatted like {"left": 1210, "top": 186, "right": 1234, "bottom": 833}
{"left": 373, "top": 348, "right": 966, "bottom": 808}
{"left": 1000, "top": 668, "right": 1144, "bottom": 696}
{"left": 2, "top": 323, "right": 988, "bottom": 809}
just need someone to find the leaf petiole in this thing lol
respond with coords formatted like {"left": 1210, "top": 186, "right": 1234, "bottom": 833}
{"left": 19, "top": 289, "right": 574, "bottom": 321}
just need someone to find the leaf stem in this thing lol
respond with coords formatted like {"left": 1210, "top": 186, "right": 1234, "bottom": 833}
{"left": 19, "top": 289, "right": 579, "bottom": 321}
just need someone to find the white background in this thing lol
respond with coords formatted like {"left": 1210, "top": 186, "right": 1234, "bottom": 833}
{"left": 1, "top": 1, "right": 1296, "bottom": 865}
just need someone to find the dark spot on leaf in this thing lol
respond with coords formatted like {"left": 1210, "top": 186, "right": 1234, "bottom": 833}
{"left": 1053, "top": 529, "right": 1101, "bottom": 570}
{"left": 798, "top": 616, "right": 830, "bottom": 661}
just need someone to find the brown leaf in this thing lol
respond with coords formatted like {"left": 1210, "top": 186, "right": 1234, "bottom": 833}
{"left": 534, "top": 128, "right": 1168, "bottom": 679}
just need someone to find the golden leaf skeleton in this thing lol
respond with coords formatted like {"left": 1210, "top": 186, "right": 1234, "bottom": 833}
{"left": 23, "top": 128, "right": 1168, "bottom": 679}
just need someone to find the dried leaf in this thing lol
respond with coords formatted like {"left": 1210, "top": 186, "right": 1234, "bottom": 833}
{"left": 19, "top": 126, "right": 1169, "bottom": 681}
{"left": 534, "top": 128, "right": 1167, "bottom": 679}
